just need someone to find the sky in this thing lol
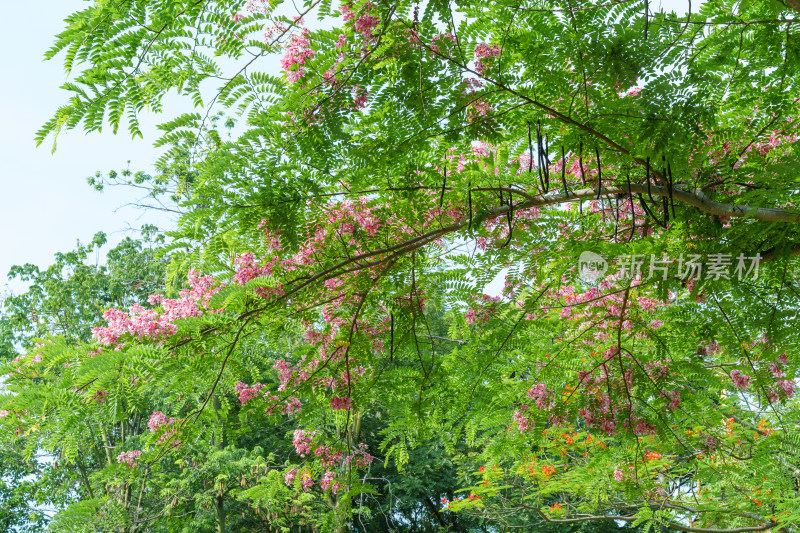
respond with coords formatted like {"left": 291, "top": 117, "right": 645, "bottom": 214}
{"left": 0, "top": 0, "right": 693, "bottom": 296}
{"left": 0, "top": 1, "right": 175, "bottom": 293}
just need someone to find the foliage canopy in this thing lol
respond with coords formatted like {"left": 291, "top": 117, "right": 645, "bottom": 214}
{"left": 5, "top": 0, "right": 800, "bottom": 531}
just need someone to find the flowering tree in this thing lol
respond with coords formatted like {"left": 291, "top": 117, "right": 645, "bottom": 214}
{"left": 5, "top": 0, "right": 800, "bottom": 531}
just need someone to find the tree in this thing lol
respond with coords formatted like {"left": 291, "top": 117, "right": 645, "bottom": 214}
{"left": 0, "top": 228, "right": 166, "bottom": 355}
{"left": 5, "top": 0, "right": 800, "bottom": 531}
{"left": 0, "top": 231, "right": 173, "bottom": 531}
{"left": 0, "top": 233, "right": 505, "bottom": 532}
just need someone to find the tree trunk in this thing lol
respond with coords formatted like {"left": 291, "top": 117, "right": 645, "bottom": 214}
{"left": 215, "top": 494, "right": 225, "bottom": 533}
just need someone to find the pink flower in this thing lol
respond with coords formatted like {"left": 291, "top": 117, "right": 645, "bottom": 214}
{"left": 769, "top": 362, "right": 785, "bottom": 378}
{"left": 634, "top": 419, "right": 656, "bottom": 436}
{"left": 353, "top": 14, "right": 379, "bottom": 39}
{"left": 281, "top": 30, "right": 315, "bottom": 83}
{"left": 352, "top": 87, "right": 369, "bottom": 109}
{"left": 284, "top": 468, "right": 298, "bottom": 486}
{"left": 148, "top": 411, "right": 176, "bottom": 432}
{"left": 467, "top": 99, "right": 492, "bottom": 121}
{"left": 117, "top": 450, "right": 142, "bottom": 468}
{"left": 0, "top": 410, "right": 9, "bottom": 418}
{"left": 339, "top": 4, "right": 355, "bottom": 22}
{"left": 613, "top": 468, "right": 624, "bottom": 482}
{"left": 330, "top": 396, "right": 353, "bottom": 410}
{"left": 274, "top": 358, "right": 293, "bottom": 391}
{"left": 474, "top": 43, "right": 501, "bottom": 58}
{"left": 512, "top": 407, "right": 533, "bottom": 433}
{"left": 321, "top": 471, "right": 339, "bottom": 493}
{"left": 282, "top": 396, "right": 303, "bottom": 415}
{"left": 292, "top": 429, "right": 315, "bottom": 456}
{"left": 465, "top": 294, "right": 501, "bottom": 324}
{"left": 92, "top": 389, "right": 108, "bottom": 403}
{"left": 664, "top": 390, "right": 680, "bottom": 411}
{"left": 300, "top": 471, "right": 314, "bottom": 491}
{"left": 147, "top": 293, "right": 164, "bottom": 305}
{"left": 730, "top": 370, "right": 751, "bottom": 389}
{"left": 777, "top": 380, "right": 795, "bottom": 398}
{"left": 286, "top": 68, "right": 304, "bottom": 84}
{"left": 239, "top": 384, "right": 263, "bottom": 405}
{"left": 92, "top": 270, "right": 221, "bottom": 347}
{"left": 526, "top": 383, "right": 547, "bottom": 402}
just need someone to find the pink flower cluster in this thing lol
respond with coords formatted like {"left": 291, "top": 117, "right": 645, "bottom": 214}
{"left": 474, "top": 43, "right": 501, "bottom": 58}
{"left": 513, "top": 406, "right": 534, "bottom": 433}
{"left": 232, "top": 252, "right": 277, "bottom": 286}
{"left": 777, "top": 379, "right": 795, "bottom": 398}
{"left": 465, "top": 294, "right": 502, "bottom": 325}
{"left": 467, "top": 98, "right": 493, "bottom": 122}
{"left": 698, "top": 340, "right": 721, "bottom": 356}
{"left": 300, "top": 471, "right": 315, "bottom": 491}
{"left": 340, "top": 3, "right": 379, "bottom": 40}
{"left": 117, "top": 450, "right": 141, "bottom": 468}
{"left": 92, "top": 270, "right": 221, "bottom": 346}
{"left": 343, "top": 443, "right": 374, "bottom": 467}
{"left": 329, "top": 396, "right": 352, "bottom": 410}
{"left": 92, "top": 389, "right": 108, "bottom": 403}
{"left": 353, "top": 13, "right": 379, "bottom": 38}
{"left": 527, "top": 383, "right": 554, "bottom": 410}
{"left": 351, "top": 86, "right": 369, "bottom": 110}
{"left": 730, "top": 369, "right": 751, "bottom": 389}
{"left": 244, "top": 0, "right": 270, "bottom": 14}
{"left": 281, "top": 29, "right": 315, "bottom": 84}
{"left": 264, "top": 395, "right": 303, "bottom": 415}
{"left": 148, "top": 411, "right": 176, "bottom": 432}
{"left": 314, "top": 445, "right": 344, "bottom": 468}
{"left": 326, "top": 197, "right": 382, "bottom": 238}
{"left": 702, "top": 124, "right": 799, "bottom": 170}
{"left": 430, "top": 32, "right": 456, "bottom": 54}
{"left": 235, "top": 381, "right": 265, "bottom": 405}
{"left": 474, "top": 43, "right": 501, "bottom": 75}
{"left": 292, "top": 429, "right": 316, "bottom": 457}
{"left": 284, "top": 468, "right": 320, "bottom": 491}
{"left": 726, "top": 353, "right": 794, "bottom": 401}
{"left": 574, "top": 364, "right": 649, "bottom": 435}
{"left": 238, "top": 374, "right": 304, "bottom": 415}
{"left": 769, "top": 362, "right": 785, "bottom": 378}
{"left": 283, "top": 467, "right": 318, "bottom": 491}
{"left": 320, "top": 470, "right": 340, "bottom": 493}
{"left": 663, "top": 390, "right": 680, "bottom": 411}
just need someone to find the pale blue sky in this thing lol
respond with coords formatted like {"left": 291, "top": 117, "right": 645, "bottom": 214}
{"left": 0, "top": 1, "right": 178, "bottom": 293}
